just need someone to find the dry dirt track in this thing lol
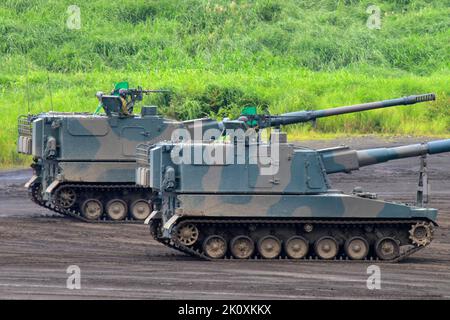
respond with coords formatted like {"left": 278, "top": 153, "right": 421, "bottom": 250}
{"left": 0, "top": 137, "right": 450, "bottom": 299}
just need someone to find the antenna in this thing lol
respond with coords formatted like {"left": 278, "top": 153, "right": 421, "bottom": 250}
{"left": 25, "top": 60, "right": 31, "bottom": 114}
{"left": 47, "top": 73, "right": 54, "bottom": 111}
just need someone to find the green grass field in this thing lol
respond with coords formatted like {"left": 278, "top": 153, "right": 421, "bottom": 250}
{"left": 1, "top": 0, "right": 449, "bottom": 167}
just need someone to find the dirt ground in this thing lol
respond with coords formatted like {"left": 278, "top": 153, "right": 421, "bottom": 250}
{"left": 0, "top": 137, "right": 449, "bottom": 299}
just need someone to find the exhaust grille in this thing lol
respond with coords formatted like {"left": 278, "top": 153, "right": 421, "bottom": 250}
{"left": 17, "top": 115, "right": 34, "bottom": 154}
{"left": 18, "top": 115, "right": 33, "bottom": 137}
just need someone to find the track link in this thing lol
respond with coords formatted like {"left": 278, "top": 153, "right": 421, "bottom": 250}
{"left": 29, "top": 183, "right": 151, "bottom": 223}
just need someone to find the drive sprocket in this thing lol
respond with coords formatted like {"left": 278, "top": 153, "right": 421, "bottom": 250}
{"left": 409, "top": 222, "right": 433, "bottom": 246}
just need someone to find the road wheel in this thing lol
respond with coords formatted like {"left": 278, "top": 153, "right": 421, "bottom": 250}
{"left": 230, "top": 236, "right": 254, "bottom": 259}
{"left": 203, "top": 235, "right": 227, "bottom": 259}
{"left": 176, "top": 223, "right": 199, "bottom": 246}
{"left": 106, "top": 199, "right": 128, "bottom": 221}
{"left": 257, "top": 236, "right": 282, "bottom": 259}
{"left": 375, "top": 237, "right": 400, "bottom": 260}
{"left": 81, "top": 199, "right": 103, "bottom": 220}
{"left": 314, "top": 236, "right": 339, "bottom": 260}
{"left": 130, "top": 199, "right": 152, "bottom": 220}
{"left": 345, "top": 236, "right": 369, "bottom": 260}
{"left": 57, "top": 188, "right": 76, "bottom": 208}
{"left": 285, "top": 236, "right": 309, "bottom": 259}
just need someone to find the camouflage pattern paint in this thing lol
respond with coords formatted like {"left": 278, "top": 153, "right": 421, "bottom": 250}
{"left": 175, "top": 193, "right": 438, "bottom": 221}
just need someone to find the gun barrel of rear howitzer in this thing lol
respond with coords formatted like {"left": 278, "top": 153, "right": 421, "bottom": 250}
{"left": 321, "top": 139, "right": 450, "bottom": 174}
{"left": 266, "top": 93, "right": 436, "bottom": 127}
{"left": 140, "top": 89, "right": 170, "bottom": 93}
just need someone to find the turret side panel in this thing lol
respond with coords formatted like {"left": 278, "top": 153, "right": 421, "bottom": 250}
{"left": 165, "top": 144, "right": 329, "bottom": 193}
{"left": 58, "top": 117, "right": 174, "bottom": 161}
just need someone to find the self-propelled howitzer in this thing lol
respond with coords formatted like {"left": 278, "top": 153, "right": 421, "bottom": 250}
{"left": 18, "top": 82, "right": 183, "bottom": 223}
{"left": 140, "top": 133, "right": 450, "bottom": 262}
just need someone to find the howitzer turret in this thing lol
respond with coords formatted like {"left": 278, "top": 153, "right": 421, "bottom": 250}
{"left": 321, "top": 139, "right": 450, "bottom": 174}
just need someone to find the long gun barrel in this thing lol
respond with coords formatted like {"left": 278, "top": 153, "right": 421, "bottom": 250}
{"left": 183, "top": 93, "right": 436, "bottom": 137}
{"left": 265, "top": 93, "right": 436, "bottom": 128}
{"left": 139, "top": 89, "right": 171, "bottom": 94}
{"left": 320, "top": 139, "right": 450, "bottom": 174}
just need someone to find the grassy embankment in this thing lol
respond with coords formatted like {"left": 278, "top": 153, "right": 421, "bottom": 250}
{"left": 0, "top": 0, "right": 448, "bottom": 167}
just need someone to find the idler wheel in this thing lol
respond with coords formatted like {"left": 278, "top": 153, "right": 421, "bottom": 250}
{"left": 130, "top": 200, "right": 152, "bottom": 220}
{"left": 314, "top": 236, "right": 339, "bottom": 260}
{"left": 176, "top": 223, "right": 199, "bottom": 246}
{"left": 230, "top": 236, "right": 255, "bottom": 259}
{"left": 375, "top": 237, "right": 400, "bottom": 260}
{"left": 285, "top": 236, "right": 309, "bottom": 259}
{"left": 81, "top": 199, "right": 103, "bottom": 220}
{"left": 106, "top": 199, "right": 128, "bottom": 221}
{"left": 345, "top": 236, "right": 369, "bottom": 260}
{"left": 409, "top": 222, "right": 433, "bottom": 246}
{"left": 257, "top": 236, "right": 282, "bottom": 259}
{"left": 57, "top": 188, "right": 76, "bottom": 208}
{"left": 203, "top": 235, "right": 227, "bottom": 259}
{"left": 31, "top": 184, "right": 43, "bottom": 203}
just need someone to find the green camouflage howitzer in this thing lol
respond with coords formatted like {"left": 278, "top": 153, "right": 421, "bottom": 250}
{"left": 17, "top": 90, "right": 434, "bottom": 223}
{"left": 140, "top": 136, "right": 450, "bottom": 262}
{"left": 137, "top": 94, "right": 450, "bottom": 261}
{"left": 18, "top": 82, "right": 184, "bottom": 223}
